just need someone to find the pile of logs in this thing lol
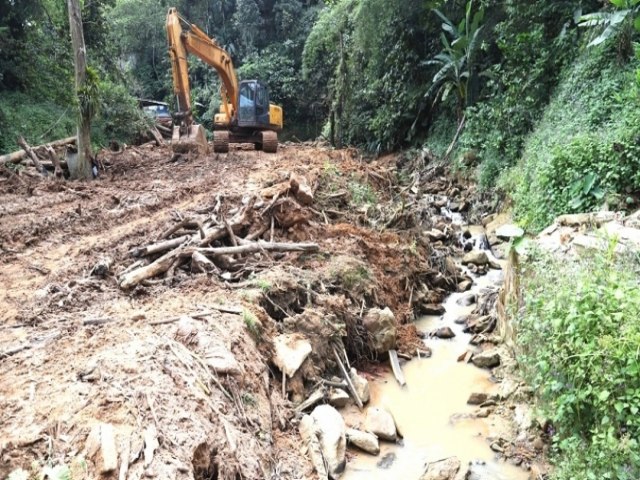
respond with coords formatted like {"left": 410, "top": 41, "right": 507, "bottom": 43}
{"left": 119, "top": 186, "right": 319, "bottom": 290}
{"left": 0, "top": 136, "right": 76, "bottom": 177}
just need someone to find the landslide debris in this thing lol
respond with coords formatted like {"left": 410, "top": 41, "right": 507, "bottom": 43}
{"left": 0, "top": 142, "right": 498, "bottom": 479}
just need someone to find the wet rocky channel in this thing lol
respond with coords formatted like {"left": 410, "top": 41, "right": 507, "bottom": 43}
{"left": 341, "top": 249, "right": 529, "bottom": 480}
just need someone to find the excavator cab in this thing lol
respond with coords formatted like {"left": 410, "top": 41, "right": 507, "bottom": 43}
{"left": 238, "top": 80, "right": 271, "bottom": 128}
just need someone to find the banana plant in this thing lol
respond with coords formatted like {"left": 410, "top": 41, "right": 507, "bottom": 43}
{"left": 578, "top": 0, "right": 640, "bottom": 47}
{"left": 421, "top": 0, "right": 484, "bottom": 119}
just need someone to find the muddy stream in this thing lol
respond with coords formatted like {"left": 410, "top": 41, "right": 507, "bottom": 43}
{"left": 342, "top": 227, "right": 528, "bottom": 480}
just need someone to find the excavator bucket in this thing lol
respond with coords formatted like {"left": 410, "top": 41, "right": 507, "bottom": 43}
{"left": 171, "top": 124, "right": 208, "bottom": 154}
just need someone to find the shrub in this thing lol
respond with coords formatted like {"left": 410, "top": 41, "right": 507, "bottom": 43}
{"left": 92, "top": 80, "right": 152, "bottom": 147}
{"left": 517, "top": 242, "right": 640, "bottom": 479}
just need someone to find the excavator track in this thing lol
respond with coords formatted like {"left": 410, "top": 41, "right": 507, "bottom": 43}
{"left": 213, "top": 130, "right": 230, "bottom": 153}
{"left": 261, "top": 131, "right": 278, "bottom": 154}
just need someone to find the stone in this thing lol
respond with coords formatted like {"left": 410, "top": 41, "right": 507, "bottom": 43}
{"left": 420, "top": 303, "right": 446, "bottom": 315}
{"left": 273, "top": 333, "right": 312, "bottom": 378}
{"left": 289, "top": 173, "right": 314, "bottom": 206}
{"left": 349, "top": 368, "right": 370, "bottom": 404}
{"left": 419, "top": 456, "right": 461, "bottom": 480}
{"left": 329, "top": 388, "right": 350, "bottom": 409}
{"left": 346, "top": 428, "right": 380, "bottom": 455}
{"left": 471, "top": 350, "right": 501, "bottom": 369}
{"left": 364, "top": 407, "right": 397, "bottom": 441}
{"left": 362, "top": 307, "right": 397, "bottom": 355}
{"left": 204, "top": 342, "right": 242, "bottom": 376}
{"left": 461, "top": 251, "right": 489, "bottom": 266}
{"left": 467, "top": 392, "right": 488, "bottom": 405}
{"left": 426, "top": 229, "right": 446, "bottom": 241}
{"left": 85, "top": 423, "right": 118, "bottom": 474}
{"left": 465, "top": 315, "right": 495, "bottom": 334}
{"left": 475, "top": 408, "right": 492, "bottom": 418}
{"left": 456, "top": 293, "right": 476, "bottom": 306}
{"left": 453, "top": 315, "right": 468, "bottom": 325}
{"left": 495, "top": 224, "right": 524, "bottom": 239}
{"left": 433, "top": 327, "right": 455, "bottom": 339}
{"left": 307, "top": 405, "right": 347, "bottom": 478}
{"left": 457, "top": 280, "right": 473, "bottom": 292}
{"left": 299, "top": 415, "right": 328, "bottom": 478}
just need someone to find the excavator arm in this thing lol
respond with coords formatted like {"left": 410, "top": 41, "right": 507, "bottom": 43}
{"left": 166, "top": 8, "right": 238, "bottom": 127}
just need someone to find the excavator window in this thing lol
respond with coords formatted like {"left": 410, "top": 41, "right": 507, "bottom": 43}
{"left": 240, "top": 82, "right": 255, "bottom": 106}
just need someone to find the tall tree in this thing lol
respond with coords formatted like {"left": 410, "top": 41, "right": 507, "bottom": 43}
{"left": 67, "top": 0, "right": 93, "bottom": 179}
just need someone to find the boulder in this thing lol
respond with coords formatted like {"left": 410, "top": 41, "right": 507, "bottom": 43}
{"left": 289, "top": 173, "right": 314, "bottom": 206}
{"left": 453, "top": 315, "right": 468, "bottom": 325}
{"left": 303, "top": 405, "right": 347, "bottom": 479}
{"left": 364, "top": 407, "right": 397, "bottom": 442}
{"left": 426, "top": 229, "right": 446, "bottom": 241}
{"left": 495, "top": 224, "right": 524, "bottom": 240}
{"left": 433, "top": 327, "right": 455, "bottom": 339}
{"left": 465, "top": 315, "right": 495, "bottom": 334}
{"left": 467, "top": 392, "right": 488, "bottom": 405}
{"left": 471, "top": 350, "right": 501, "bottom": 369}
{"left": 346, "top": 428, "right": 380, "bottom": 455}
{"left": 349, "top": 368, "right": 370, "bottom": 404}
{"left": 362, "top": 307, "right": 397, "bottom": 355}
{"left": 456, "top": 293, "right": 476, "bottom": 306}
{"left": 273, "top": 333, "right": 312, "bottom": 378}
{"left": 462, "top": 251, "right": 489, "bottom": 266}
{"left": 457, "top": 280, "right": 473, "bottom": 292}
{"left": 420, "top": 456, "right": 461, "bottom": 480}
{"left": 329, "top": 388, "right": 350, "bottom": 409}
{"left": 420, "top": 303, "right": 446, "bottom": 315}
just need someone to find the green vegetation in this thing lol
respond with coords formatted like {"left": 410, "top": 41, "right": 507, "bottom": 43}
{"left": 242, "top": 309, "right": 262, "bottom": 341}
{"left": 348, "top": 177, "right": 377, "bottom": 206}
{"left": 517, "top": 242, "right": 640, "bottom": 479}
{"left": 507, "top": 48, "right": 640, "bottom": 230}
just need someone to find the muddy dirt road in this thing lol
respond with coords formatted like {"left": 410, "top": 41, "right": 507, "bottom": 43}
{"left": 0, "top": 144, "right": 547, "bottom": 479}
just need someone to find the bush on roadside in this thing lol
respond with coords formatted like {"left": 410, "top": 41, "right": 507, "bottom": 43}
{"left": 516, "top": 241, "right": 640, "bottom": 479}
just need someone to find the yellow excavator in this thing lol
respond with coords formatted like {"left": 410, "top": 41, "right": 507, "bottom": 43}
{"left": 166, "top": 7, "right": 283, "bottom": 154}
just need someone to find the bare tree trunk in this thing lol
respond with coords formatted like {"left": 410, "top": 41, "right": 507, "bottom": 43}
{"left": 67, "top": 0, "right": 93, "bottom": 180}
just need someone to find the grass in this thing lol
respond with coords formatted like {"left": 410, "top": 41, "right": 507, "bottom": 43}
{"left": 242, "top": 309, "right": 262, "bottom": 341}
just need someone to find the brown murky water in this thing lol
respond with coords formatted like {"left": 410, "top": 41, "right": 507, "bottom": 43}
{"left": 343, "top": 266, "right": 528, "bottom": 480}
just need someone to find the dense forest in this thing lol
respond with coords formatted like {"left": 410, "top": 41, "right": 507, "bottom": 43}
{"left": 2, "top": 1, "right": 640, "bottom": 477}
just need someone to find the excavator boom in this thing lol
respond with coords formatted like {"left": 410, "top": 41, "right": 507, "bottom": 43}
{"left": 165, "top": 8, "right": 282, "bottom": 154}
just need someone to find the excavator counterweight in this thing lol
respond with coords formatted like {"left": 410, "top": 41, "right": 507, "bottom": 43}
{"left": 166, "top": 8, "right": 283, "bottom": 154}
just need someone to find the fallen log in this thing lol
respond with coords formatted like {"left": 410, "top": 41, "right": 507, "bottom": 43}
{"left": 0, "top": 136, "right": 76, "bottom": 165}
{"left": 182, "top": 241, "right": 319, "bottom": 258}
{"left": 132, "top": 235, "right": 190, "bottom": 257}
{"left": 149, "top": 127, "right": 164, "bottom": 146}
{"left": 17, "top": 137, "right": 45, "bottom": 174}
{"left": 120, "top": 248, "right": 183, "bottom": 289}
{"left": 191, "top": 251, "right": 215, "bottom": 273}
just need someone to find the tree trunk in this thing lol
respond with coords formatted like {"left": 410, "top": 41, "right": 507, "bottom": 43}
{"left": 67, "top": 0, "right": 93, "bottom": 180}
